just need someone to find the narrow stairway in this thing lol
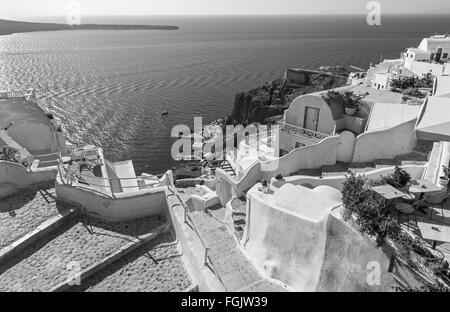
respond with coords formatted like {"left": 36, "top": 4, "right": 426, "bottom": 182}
{"left": 187, "top": 208, "right": 285, "bottom": 292}
{"left": 230, "top": 197, "right": 247, "bottom": 241}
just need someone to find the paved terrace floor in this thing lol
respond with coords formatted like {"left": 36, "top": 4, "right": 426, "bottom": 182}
{"left": 0, "top": 185, "right": 192, "bottom": 292}
{"left": 389, "top": 196, "right": 450, "bottom": 263}
{"left": 71, "top": 232, "right": 191, "bottom": 292}
{"left": 0, "top": 183, "right": 74, "bottom": 250}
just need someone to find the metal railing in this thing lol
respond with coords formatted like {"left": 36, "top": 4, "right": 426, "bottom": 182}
{"left": 277, "top": 121, "right": 330, "bottom": 142}
{"left": 58, "top": 160, "right": 162, "bottom": 197}
{"left": 165, "top": 174, "right": 228, "bottom": 291}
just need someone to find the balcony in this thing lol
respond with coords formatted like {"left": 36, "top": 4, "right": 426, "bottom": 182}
{"left": 277, "top": 121, "right": 331, "bottom": 143}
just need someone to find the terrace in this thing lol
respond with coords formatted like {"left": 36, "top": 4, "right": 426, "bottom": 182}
{"left": 340, "top": 169, "right": 450, "bottom": 290}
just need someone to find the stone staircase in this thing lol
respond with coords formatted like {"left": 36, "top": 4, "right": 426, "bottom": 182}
{"left": 213, "top": 160, "right": 236, "bottom": 177}
{"left": 230, "top": 197, "right": 247, "bottom": 241}
{"left": 188, "top": 209, "right": 285, "bottom": 292}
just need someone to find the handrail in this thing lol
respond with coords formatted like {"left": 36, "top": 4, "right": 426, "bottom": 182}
{"left": 58, "top": 162, "right": 161, "bottom": 193}
{"left": 277, "top": 121, "right": 330, "bottom": 141}
{"left": 165, "top": 174, "right": 229, "bottom": 291}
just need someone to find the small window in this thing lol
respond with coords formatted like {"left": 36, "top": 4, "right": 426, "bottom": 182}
{"left": 295, "top": 142, "right": 305, "bottom": 149}
{"left": 444, "top": 53, "right": 448, "bottom": 59}
{"left": 431, "top": 53, "right": 435, "bottom": 60}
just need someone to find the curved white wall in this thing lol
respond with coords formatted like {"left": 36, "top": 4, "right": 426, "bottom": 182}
{"left": 244, "top": 194, "right": 395, "bottom": 291}
{"left": 352, "top": 119, "right": 417, "bottom": 163}
{"left": 0, "top": 161, "right": 57, "bottom": 198}
{"left": 56, "top": 181, "right": 167, "bottom": 222}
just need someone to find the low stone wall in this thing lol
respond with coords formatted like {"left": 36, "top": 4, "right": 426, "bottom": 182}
{"left": 0, "top": 161, "right": 57, "bottom": 198}
{"left": 271, "top": 165, "right": 426, "bottom": 191}
{"left": 56, "top": 181, "right": 168, "bottom": 222}
{"left": 216, "top": 137, "right": 339, "bottom": 205}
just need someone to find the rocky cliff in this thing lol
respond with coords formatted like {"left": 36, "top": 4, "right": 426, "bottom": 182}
{"left": 227, "top": 69, "right": 349, "bottom": 126}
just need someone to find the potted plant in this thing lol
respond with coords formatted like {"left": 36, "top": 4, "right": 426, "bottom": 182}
{"left": 439, "top": 165, "right": 450, "bottom": 187}
{"left": 344, "top": 105, "right": 358, "bottom": 116}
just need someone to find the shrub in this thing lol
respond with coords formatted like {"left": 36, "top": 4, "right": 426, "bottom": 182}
{"left": 355, "top": 198, "right": 402, "bottom": 247}
{"left": 402, "top": 87, "right": 425, "bottom": 98}
{"left": 369, "top": 166, "right": 410, "bottom": 188}
{"left": 341, "top": 171, "right": 369, "bottom": 212}
{"left": 392, "top": 166, "right": 411, "bottom": 187}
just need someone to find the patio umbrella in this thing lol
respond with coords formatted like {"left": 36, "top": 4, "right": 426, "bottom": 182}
{"left": 415, "top": 96, "right": 450, "bottom": 141}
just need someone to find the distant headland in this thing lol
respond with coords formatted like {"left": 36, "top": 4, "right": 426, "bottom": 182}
{"left": 0, "top": 18, "right": 179, "bottom": 36}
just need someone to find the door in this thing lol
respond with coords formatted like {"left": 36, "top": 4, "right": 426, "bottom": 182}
{"left": 304, "top": 107, "right": 320, "bottom": 131}
{"left": 435, "top": 48, "right": 443, "bottom": 62}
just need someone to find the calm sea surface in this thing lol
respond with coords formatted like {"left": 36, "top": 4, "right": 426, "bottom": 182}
{"left": 1, "top": 15, "right": 449, "bottom": 173}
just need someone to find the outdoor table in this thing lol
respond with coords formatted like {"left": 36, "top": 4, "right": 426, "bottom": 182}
{"left": 408, "top": 179, "right": 442, "bottom": 200}
{"left": 408, "top": 179, "right": 443, "bottom": 213}
{"left": 370, "top": 184, "right": 411, "bottom": 207}
{"left": 417, "top": 220, "right": 450, "bottom": 249}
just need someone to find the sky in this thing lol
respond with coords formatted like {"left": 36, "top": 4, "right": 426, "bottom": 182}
{"left": 1, "top": 0, "right": 450, "bottom": 20}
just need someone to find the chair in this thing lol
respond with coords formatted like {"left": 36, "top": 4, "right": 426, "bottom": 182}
{"left": 425, "top": 192, "right": 450, "bottom": 221}
{"left": 395, "top": 202, "right": 418, "bottom": 229}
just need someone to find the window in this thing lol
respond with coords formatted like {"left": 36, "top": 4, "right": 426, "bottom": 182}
{"left": 295, "top": 142, "right": 305, "bottom": 149}
{"left": 444, "top": 53, "right": 448, "bottom": 59}
{"left": 431, "top": 53, "right": 435, "bottom": 60}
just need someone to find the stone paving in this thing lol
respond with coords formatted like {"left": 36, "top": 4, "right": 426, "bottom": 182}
{"left": 73, "top": 232, "right": 191, "bottom": 292}
{"left": 0, "top": 215, "right": 166, "bottom": 292}
{"left": 0, "top": 185, "right": 74, "bottom": 250}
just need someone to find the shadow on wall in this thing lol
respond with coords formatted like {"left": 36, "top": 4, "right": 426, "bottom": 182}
{"left": 244, "top": 195, "right": 395, "bottom": 291}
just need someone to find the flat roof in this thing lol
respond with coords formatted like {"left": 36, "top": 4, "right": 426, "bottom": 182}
{"left": 415, "top": 96, "right": 450, "bottom": 141}
{"left": 434, "top": 75, "right": 450, "bottom": 97}
{"left": 310, "top": 85, "right": 404, "bottom": 106}
{"left": 267, "top": 184, "right": 342, "bottom": 221}
{"left": 366, "top": 102, "right": 420, "bottom": 131}
{"left": 0, "top": 98, "right": 51, "bottom": 129}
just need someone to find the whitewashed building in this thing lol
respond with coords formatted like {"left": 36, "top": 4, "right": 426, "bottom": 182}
{"left": 404, "top": 35, "right": 450, "bottom": 77}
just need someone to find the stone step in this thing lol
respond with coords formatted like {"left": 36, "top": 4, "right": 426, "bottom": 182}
{"left": 231, "top": 198, "right": 246, "bottom": 214}
{"left": 232, "top": 214, "right": 246, "bottom": 225}
{"left": 209, "top": 249, "right": 262, "bottom": 291}
{"left": 235, "top": 230, "right": 243, "bottom": 241}
{"left": 189, "top": 211, "right": 222, "bottom": 230}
